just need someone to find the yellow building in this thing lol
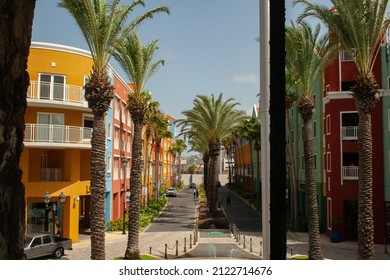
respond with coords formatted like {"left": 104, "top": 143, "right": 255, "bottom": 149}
{"left": 23, "top": 42, "right": 97, "bottom": 242}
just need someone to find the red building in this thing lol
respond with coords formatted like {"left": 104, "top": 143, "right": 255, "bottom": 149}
{"left": 323, "top": 50, "right": 386, "bottom": 243}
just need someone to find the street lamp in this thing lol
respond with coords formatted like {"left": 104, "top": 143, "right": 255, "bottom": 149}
{"left": 43, "top": 191, "right": 66, "bottom": 235}
{"left": 121, "top": 157, "right": 128, "bottom": 234}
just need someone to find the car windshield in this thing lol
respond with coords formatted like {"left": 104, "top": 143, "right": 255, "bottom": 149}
{"left": 168, "top": 188, "right": 175, "bottom": 192}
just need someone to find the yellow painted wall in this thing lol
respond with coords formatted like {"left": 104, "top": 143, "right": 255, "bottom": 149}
{"left": 28, "top": 48, "right": 93, "bottom": 85}
{"left": 23, "top": 45, "right": 94, "bottom": 242}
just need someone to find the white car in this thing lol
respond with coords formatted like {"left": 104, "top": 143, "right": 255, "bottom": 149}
{"left": 166, "top": 188, "right": 177, "bottom": 197}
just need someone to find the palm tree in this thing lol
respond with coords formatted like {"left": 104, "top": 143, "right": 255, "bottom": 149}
{"left": 59, "top": 0, "right": 168, "bottom": 260}
{"left": 172, "top": 138, "right": 187, "bottom": 186}
{"left": 286, "top": 21, "right": 337, "bottom": 259}
{"left": 113, "top": 30, "right": 167, "bottom": 259}
{"left": 295, "top": 0, "right": 390, "bottom": 260}
{"left": 241, "top": 117, "right": 260, "bottom": 198}
{"left": 177, "top": 93, "right": 246, "bottom": 215}
{"left": 0, "top": 1, "right": 36, "bottom": 260}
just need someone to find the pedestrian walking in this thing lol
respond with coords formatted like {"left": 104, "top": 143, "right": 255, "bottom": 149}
{"left": 226, "top": 195, "right": 231, "bottom": 206}
{"left": 196, "top": 189, "right": 199, "bottom": 199}
{"left": 193, "top": 189, "right": 196, "bottom": 199}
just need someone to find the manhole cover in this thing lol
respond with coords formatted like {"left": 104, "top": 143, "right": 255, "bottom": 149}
{"left": 208, "top": 231, "right": 224, "bottom": 236}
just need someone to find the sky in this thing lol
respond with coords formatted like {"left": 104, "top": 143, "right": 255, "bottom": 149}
{"left": 31, "top": 0, "right": 329, "bottom": 119}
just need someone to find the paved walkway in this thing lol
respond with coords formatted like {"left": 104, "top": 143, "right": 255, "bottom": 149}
{"left": 65, "top": 186, "right": 390, "bottom": 260}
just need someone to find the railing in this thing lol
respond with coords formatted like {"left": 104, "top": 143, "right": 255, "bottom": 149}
{"left": 41, "top": 168, "right": 63, "bottom": 181}
{"left": 24, "top": 124, "right": 92, "bottom": 144}
{"left": 343, "top": 165, "right": 359, "bottom": 180}
{"left": 28, "top": 81, "right": 86, "bottom": 105}
{"left": 342, "top": 126, "right": 358, "bottom": 140}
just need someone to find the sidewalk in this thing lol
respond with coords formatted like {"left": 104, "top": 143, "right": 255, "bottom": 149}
{"left": 219, "top": 186, "right": 390, "bottom": 260}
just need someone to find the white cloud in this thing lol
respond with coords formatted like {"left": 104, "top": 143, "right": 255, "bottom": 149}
{"left": 232, "top": 74, "right": 258, "bottom": 84}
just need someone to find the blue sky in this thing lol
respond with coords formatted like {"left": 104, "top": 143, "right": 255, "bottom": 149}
{"left": 32, "top": 0, "right": 328, "bottom": 119}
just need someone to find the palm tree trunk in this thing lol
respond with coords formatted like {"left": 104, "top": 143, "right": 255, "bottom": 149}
{"left": 0, "top": 1, "right": 35, "bottom": 259}
{"left": 301, "top": 118, "right": 323, "bottom": 260}
{"left": 126, "top": 118, "right": 143, "bottom": 260}
{"left": 90, "top": 112, "right": 107, "bottom": 260}
{"left": 357, "top": 110, "right": 374, "bottom": 259}
{"left": 352, "top": 73, "right": 377, "bottom": 260}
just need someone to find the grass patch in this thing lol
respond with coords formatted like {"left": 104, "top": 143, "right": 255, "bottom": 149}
{"left": 114, "top": 255, "right": 159, "bottom": 260}
{"left": 289, "top": 255, "right": 308, "bottom": 260}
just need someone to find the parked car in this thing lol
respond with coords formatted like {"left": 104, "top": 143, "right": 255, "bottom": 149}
{"left": 166, "top": 187, "right": 177, "bottom": 197}
{"left": 24, "top": 233, "right": 72, "bottom": 260}
{"left": 189, "top": 183, "right": 197, "bottom": 189}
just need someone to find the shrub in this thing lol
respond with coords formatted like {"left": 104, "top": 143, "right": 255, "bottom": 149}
{"left": 107, "top": 197, "right": 168, "bottom": 232}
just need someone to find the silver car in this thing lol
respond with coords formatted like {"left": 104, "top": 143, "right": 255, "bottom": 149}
{"left": 166, "top": 187, "right": 177, "bottom": 197}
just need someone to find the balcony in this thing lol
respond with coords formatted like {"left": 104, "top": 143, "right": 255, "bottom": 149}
{"left": 24, "top": 124, "right": 92, "bottom": 148}
{"left": 343, "top": 165, "right": 359, "bottom": 180}
{"left": 27, "top": 81, "right": 88, "bottom": 108}
{"left": 342, "top": 126, "right": 358, "bottom": 140}
{"left": 40, "top": 168, "right": 63, "bottom": 181}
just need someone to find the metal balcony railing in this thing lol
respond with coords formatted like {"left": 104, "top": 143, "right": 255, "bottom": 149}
{"left": 342, "top": 126, "right": 358, "bottom": 140}
{"left": 40, "top": 168, "right": 63, "bottom": 181}
{"left": 27, "top": 81, "right": 86, "bottom": 105}
{"left": 24, "top": 124, "right": 92, "bottom": 144}
{"left": 343, "top": 165, "right": 359, "bottom": 180}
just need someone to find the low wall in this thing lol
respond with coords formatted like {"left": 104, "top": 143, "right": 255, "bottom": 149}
{"left": 181, "top": 174, "right": 228, "bottom": 187}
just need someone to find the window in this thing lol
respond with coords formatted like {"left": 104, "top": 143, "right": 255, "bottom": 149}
{"left": 341, "top": 50, "right": 354, "bottom": 61}
{"left": 327, "top": 152, "right": 331, "bottom": 172}
{"left": 313, "top": 121, "right": 317, "bottom": 138}
{"left": 327, "top": 198, "right": 332, "bottom": 230}
{"left": 107, "top": 123, "right": 112, "bottom": 140}
{"left": 314, "top": 154, "right": 317, "bottom": 170}
{"left": 39, "top": 74, "right": 65, "bottom": 101}
{"left": 31, "top": 237, "right": 42, "bottom": 247}
{"left": 327, "top": 177, "right": 331, "bottom": 192}
{"left": 42, "top": 235, "right": 51, "bottom": 244}
{"left": 107, "top": 156, "right": 112, "bottom": 173}
{"left": 301, "top": 155, "right": 305, "bottom": 171}
{"left": 37, "top": 113, "right": 64, "bottom": 142}
{"left": 326, "top": 115, "right": 331, "bottom": 135}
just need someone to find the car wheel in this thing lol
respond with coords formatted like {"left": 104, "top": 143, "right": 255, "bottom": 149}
{"left": 53, "top": 248, "right": 63, "bottom": 259}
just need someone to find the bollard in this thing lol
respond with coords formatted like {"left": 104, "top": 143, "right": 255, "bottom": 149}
{"left": 243, "top": 235, "right": 246, "bottom": 249}
{"left": 190, "top": 234, "right": 192, "bottom": 249}
{"left": 260, "top": 241, "right": 262, "bottom": 257}
{"left": 385, "top": 238, "right": 388, "bottom": 254}
{"left": 176, "top": 240, "right": 178, "bottom": 256}
{"left": 290, "top": 247, "right": 293, "bottom": 257}
{"left": 250, "top": 238, "right": 253, "bottom": 253}
{"left": 194, "top": 230, "right": 197, "bottom": 245}
{"left": 150, "top": 247, "right": 152, "bottom": 255}
{"left": 165, "top": 244, "right": 167, "bottom": 259}
{"left": 184, "top": 237, "right": 187, "bottom": 252}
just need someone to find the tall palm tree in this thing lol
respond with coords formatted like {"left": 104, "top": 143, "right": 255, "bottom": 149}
{"left": 152, "top": 114, "right": 173, "bottom": 198}
{"left": 0, "top": 1, "right": 36, "bottom": 260}
{"left": 113, "top": 30, "right": 167, "bottom": 259}
{"left": 295, "top": 0, "right": 390, "bottom": 260}
{"left": 177, "top": 93, "right": 246, "bottom": 215}
{"left": 172, "top": 138, "right": 187, "bottom": 186}
{"left": 286, "top": 21, "right": 337, "bottom": 259}
{"left": 59, "top": 0, "right": 168, "bottom": 260}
